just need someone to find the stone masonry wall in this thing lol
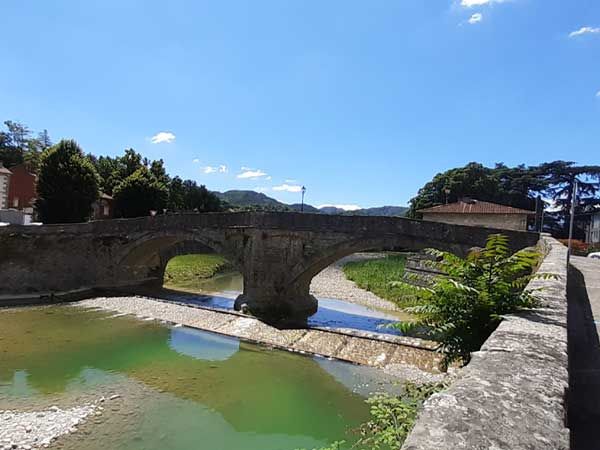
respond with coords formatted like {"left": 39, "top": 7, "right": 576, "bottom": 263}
{"left": 402, "top": 235, "right": 570, "bottom": 450}
{"left": 421, "top": 212, "right": 528, "bottom": 231}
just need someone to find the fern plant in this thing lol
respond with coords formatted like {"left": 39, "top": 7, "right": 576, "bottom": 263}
{"left": 394, "top": 234, "right": 554, "bottom": 366}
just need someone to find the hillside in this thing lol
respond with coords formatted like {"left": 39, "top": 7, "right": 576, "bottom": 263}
{"left": 216, "top": 190, "right": 408, "bottom": 217}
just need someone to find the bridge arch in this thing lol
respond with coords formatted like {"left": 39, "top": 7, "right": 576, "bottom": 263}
{"left": 117, "top": 231, "right": 241, "bottom": 288}
{"left": 288, "top": 233, "right": 466, "bottom": 291}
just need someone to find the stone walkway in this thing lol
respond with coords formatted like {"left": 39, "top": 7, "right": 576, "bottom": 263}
{"left": 569, "top": 256, "right": 600, "bottom": 450}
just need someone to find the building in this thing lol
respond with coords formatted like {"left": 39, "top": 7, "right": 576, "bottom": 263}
{"left": 585, "top": 211, "right": 600, "bottom": 245}
{"left": 91, "top": 193, "right": 114, "bottom": 220}
{"left": 7, "top": 163, "right": 37, "bottom": 213}
{"left": 418, "top": 199, "right": 535, "bottom": 231}
{"left": 0, "top": 162, "right": 11, "bottom": 209}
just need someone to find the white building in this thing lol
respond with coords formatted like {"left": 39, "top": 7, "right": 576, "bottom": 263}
{"left": 0, "top": 162, "right": 12, "bottom": 209}
{"left": 586, "top": 211, "right": 600, "bottom": 245}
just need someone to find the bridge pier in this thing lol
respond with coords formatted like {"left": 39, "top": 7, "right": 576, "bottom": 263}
{"left": 234, "top": 287, "right": 317, "bottom": 328}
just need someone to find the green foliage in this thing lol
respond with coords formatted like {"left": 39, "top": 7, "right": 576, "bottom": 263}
{"left": 343, "top": 255, "right": 416, "bottom": 307}
{"left": 113, "top": 167, "right": 168, "bottom": 218}
{"left": 407, "top": 161, "right": 600, "bottom": 239}
{"left": 407, "top": 162, "right": 543, "bottom": 218}
{"left": 0, "top": 120, "right": 51, "bottom": 171}
{"left": 395, "top": 234, "right": 552, "bottom": 366}
{"left": 296, "top": 382, "right": 445, "bottom": 450}
{"left": 36, "top": 140, "right": 100, "bottom": 223}
{"left": 163, "top": 254, "right": 231, "bottom": 286}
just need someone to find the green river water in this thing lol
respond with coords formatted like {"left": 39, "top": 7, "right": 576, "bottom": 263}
{"left": 0, "top": 305, "right": 398, "bottom": 450}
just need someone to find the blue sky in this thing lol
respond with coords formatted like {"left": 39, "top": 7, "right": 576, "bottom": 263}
{"left": 1, "top": 0, "right": 599, "bottom": 208}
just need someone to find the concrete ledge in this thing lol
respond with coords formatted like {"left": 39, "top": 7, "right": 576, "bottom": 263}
{"left": 402, "top": 235, "right": 570, "bottom": 450}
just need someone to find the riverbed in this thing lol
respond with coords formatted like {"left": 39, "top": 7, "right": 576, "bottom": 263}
{"left": 0, "top": 305, "right": 408, "bottom": 450}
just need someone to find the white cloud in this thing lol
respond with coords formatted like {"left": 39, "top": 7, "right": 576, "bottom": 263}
{"left": 237, "top": 168, "right": 268, "bottom": 179}
{"left": 318, "top": 204, "right": 362, "bottom": 211}
{"left": 285, "top": 179, "right": 298, "bottom": 183}
{"left": 150, "top": 131, "right": 175, "bottom": 144}
{"left": 192, "top": 158, "right": 200, "bottom": 163}
{"left": 468, "top": 13, "right": 483, "bottom": 24}
{"left": 272, "top": 184, "right": 303, "bottom": 193}
{"left": 569, "top": 26, "right": 600, "bottom": 38}
{"left": 596, "top": 90, "right": 600, "bottom": 98}
{"left": 253, "top": 187, "right": 270, "bottom": 193}
{"left": 460, "top": 0, "right": 505, "bottom": 6}
{"left": 203, "top": 164, "right": 228, "bottom": 174}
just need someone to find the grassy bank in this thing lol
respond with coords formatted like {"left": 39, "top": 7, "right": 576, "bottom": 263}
{"left": 163, "top": 254, "right": 232, "bottom": 287}
{"left": 343, "top": 254, "right": 416, "bottom": 307}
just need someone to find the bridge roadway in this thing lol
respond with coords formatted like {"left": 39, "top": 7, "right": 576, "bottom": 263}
{"left": 0, "top": 211, "right": 539, "bottom": 326}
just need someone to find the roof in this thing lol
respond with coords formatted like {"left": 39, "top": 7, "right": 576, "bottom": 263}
{"left": 0, "top": 165, "right": 11, "bottom": 175}
{"left": 418, "top": 199, "right": 535, "bottom": 215}
{"left": 99, "top": 193, "right": 114, "bottom": 200}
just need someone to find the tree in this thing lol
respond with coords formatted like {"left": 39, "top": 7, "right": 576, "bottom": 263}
{"left": 537, "top": 161, "right": 600, "bottom": 238}
{"left": 0, "top": 120, "right": 30, "bottom": 167}
{"left": 113, "top": 167, "right": 168, "bottom": 218}
{"left": 36, "top": 140, "right": 100, "bottom": 223}
{"left": 180, "top": 179, "right": 221, "bottom": 212}
{"left": 407, "top": 162, "right": 540, "bottom": 218}
{"left": 395, "top": 234, "right": 553, "bottom": 366}
{"left": 167, "top": 176, "right": 185, "bottom": 211}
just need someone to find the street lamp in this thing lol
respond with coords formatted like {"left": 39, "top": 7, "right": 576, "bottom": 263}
{"left": 567, "top": 179, "right": 579, "bottom": 266}
{"left": 301, "top": 186, "right": 306, "bottom": 212}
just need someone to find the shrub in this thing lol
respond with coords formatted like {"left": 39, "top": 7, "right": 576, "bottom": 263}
{"left": 394, "top": 234, "right": 554, "bottom": 366}
{"left": 36, "top": 140, "right": 99, "bottom": 223}
{"left": 296, "top": 382, "right": 445, "bottom": 450}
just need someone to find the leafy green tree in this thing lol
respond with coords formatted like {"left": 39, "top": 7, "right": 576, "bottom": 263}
{"left": 113, "top": 167, "right": 168, "bottom": 218}
{"left": 396, "top": 234, "right": 552, "bottom": 366}
{"left": 0, "top": 120, "right": 29, "bottom": 167}
{"left": 167, "top": 176, "right": 186, "bottom": 210}
{"left": 407, "top": 162, "right": 541, "bottom": 218}
{"left": 537, "top": 161, "right": 600, "bottom": 237}
{"left": 36, "top": 140, "right": 100, "bottom": 223}
{"left": 180, "top": 179, "right": 221, "bottom": 212}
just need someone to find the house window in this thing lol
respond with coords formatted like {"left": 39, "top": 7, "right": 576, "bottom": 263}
{"left": 13, "top": 197, "right": 19, "bottom": 208}
{"left": 103, "top": 205, "right": 110, "bottom": 216}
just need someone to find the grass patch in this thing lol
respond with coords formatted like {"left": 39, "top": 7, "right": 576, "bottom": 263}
{"left": 164, "top": 254, "right": 232, "bottom": 286}
{"left": 343, "top": 254, "right": 417, "bottom": 307}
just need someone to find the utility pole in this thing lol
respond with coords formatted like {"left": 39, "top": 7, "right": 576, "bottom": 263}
{"left": 567, "top": 179, "right": 578, "bottom": 266}
{"left": 301, "top": 186, "right": 306, "bottom": 212}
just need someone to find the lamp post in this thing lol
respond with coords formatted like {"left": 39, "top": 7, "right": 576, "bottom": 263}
{"left": 301, "top": 186, "right": 306, "bottom": 212}
{"left": 567, "top": 179, "right": 579, "bottom": 266}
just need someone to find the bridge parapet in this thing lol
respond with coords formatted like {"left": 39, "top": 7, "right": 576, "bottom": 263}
{"left": 402, "top": 235, "right": 569, "bottom": 450}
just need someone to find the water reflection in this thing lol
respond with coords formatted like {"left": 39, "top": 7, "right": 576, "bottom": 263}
{"left": 169, "top": 327, "right": 239, "bottom": 361}
{"left": 158, "top": 287, "right": 403, "bottom": 336}
{"left": 0, "top": 306, "right": 372, "bottom": 449}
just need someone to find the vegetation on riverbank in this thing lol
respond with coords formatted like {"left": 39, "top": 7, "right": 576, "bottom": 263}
{"left": 299, "top": 381, "right": 445, "bottom": 450}
{"left": 343, "top": 254, "right": 417, "bottom": 307}
{"left": 163, "top": 254, "right": 232, "bottom": 288}
{"left": 395, "top": 234, "right": 552, "bottom": 366}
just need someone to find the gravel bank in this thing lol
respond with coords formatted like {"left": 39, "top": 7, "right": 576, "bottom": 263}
{"left": 0, "top": 404, "right": 97, "bottom": 450}
{"left": 310, "top": 253, "right": 401, "bottom": 312}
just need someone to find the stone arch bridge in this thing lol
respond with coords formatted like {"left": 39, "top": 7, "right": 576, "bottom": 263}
{"left": 0, "top": 212, "right": 539, "bottom": 326}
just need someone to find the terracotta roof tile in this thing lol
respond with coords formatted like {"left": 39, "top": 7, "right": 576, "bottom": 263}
{"left": 418, "top": 200, "right": 535, "bottom": 215}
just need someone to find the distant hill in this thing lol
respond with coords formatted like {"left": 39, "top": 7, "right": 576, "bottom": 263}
{"left": 216, "top": 190, "right": 407, "bottom": 217}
